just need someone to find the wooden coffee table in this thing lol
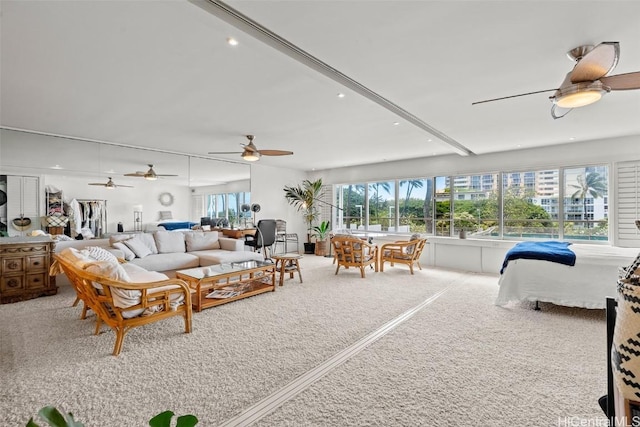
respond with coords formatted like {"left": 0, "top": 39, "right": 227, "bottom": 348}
{"left": 176, "top": 260, "right": 276, "bottom": 312}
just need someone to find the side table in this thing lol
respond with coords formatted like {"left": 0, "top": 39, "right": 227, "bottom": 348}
{"left": 272, "top": 254, "right": 303, "bottom": 286}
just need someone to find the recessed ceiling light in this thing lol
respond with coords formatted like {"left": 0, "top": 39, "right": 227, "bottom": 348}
{"left": 393, "top": 122, "right": 400, "bottom": 126}
{"left": 51, "top": 165, "right": 63, "bottom": 170}
{"left": 337, "top": 93, "right": 345, "bottom": 98}
{"left": 227, "top": 37, "right": 238, "bottom": 46}
{"left": 569, "top": 137, "right": 576, "bottom": 141}
{"left": 427, "top": 139, "right": 433, "bottom": 142}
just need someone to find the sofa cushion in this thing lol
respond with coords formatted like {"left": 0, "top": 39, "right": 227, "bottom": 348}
{"left": 154, "top": 230, "right": 186, "bottom": 254}
{"left": 193, "top": 249, "right": 264, "bottom": 266}
{"left": 130, "top": 252, "right": 200, "bottom": 272}
{"left": 124, "top": 236, "right": 152, "bottom": 259}
{"left": 112, "top": 242, "right": 136, "bottom": 261}
{"left": 185, "top": 231, "right": 221, "bottom": 251}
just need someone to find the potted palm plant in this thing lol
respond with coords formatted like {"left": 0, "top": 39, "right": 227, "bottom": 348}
{"left": 283, "top": 178, "right": 323, "bottom": 254}
{"left": 312, "top": 220, "right": 330, "bottom": 256}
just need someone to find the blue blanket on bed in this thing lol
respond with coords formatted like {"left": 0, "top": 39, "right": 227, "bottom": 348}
{"left": 159, "top": 221, "right": 198, "bottom": 231}
{"left": 500, "top": 241, "right": 576, "bottom": 274}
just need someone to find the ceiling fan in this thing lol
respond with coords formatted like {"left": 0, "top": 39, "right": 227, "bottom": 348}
{"left": 124, "top": 164, "right": 178, "bottom": 180}
{"left": 473, "top": 42, "right": 640, "bottom": 119}
{"left": 88, "top": 177, "right": 133, "bottom": 189}
{"left": 208, "top": 135, "right": 293, "bottom": 162}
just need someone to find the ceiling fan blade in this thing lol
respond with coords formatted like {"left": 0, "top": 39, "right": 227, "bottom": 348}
{"left": 124, "top": 172, "right": 145, "bottom": 177}
{"left": 88, "top": 183, "right": 106, "bottom": 186}
{"left": 551, "top": 104, "right": 572, "bottom": 120}
{"left": 155, "top": 174, "right": 178, "bottom": 177}
{"left": 257, "top": 149, "right": 294, "bottom": 156}
{"left": 570, "top": 42, "right": 619, "bottom": 83}
{"left": 472, "top": 88, "right": 557, "bottom": 105}
{"left": 208, "top": 151, "right": 243, "bottom": 155}
{"left": 600, "top": 71, "right": 640, "bottom": 90}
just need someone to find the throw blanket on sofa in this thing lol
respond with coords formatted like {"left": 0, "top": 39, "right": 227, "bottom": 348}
{"left": 500, "top": 241, "right": 576, "bottom": 274}
{"left": 158, "top": 221, "right": 198, "bottom": 231}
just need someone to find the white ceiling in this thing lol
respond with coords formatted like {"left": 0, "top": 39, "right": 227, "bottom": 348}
{"left": 1, "top": 0, "right": 640, "bottom": 176}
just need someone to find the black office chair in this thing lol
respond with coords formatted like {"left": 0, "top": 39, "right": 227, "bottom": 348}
{"left": 200, "top": 217, "right": 211, "bottom": 226}
{"left": 245, "top": 219, "right": 277, "bottom": 261}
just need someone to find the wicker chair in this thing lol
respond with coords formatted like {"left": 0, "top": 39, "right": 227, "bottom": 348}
{"left": 331, "top": 235, "right": 378, "bottom": 278}
{"left": 53, "top": 254, "right": 192, "bottom": 356}
{"left": 379, "top": 238, "right": 427, "bottom": 274}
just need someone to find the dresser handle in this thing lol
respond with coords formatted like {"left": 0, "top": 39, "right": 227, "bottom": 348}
{"left": 7, "top": 279, "right": 19, "bottom": 288}
{"left": 8, "top": 261, "right": 19, "bottom": 269}
{"left": 33, "top": 261, "right": 40, "bottom": 266}
{"left": 33, "top": 278, "right": 40, "bottom": 283}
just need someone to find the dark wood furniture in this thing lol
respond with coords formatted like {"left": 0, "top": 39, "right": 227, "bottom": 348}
{"left": 0, "top": 236, "right": 57, "bottom": 303}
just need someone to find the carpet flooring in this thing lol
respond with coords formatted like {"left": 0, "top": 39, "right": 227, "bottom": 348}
{"left": 0, "top": 255, "right": 608, "bottom": 426}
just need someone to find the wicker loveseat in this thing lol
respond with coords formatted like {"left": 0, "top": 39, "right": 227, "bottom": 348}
{"left": 53, "top": 247, "right": 192, "bottom": 356}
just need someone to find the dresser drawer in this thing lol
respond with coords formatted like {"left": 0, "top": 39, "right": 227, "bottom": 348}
{"left": 1, "top": 275, "right": 25, "bottom": 293}
{"left": 26, "top": 273, "right": 48, "bottom": 290}
{"left": 27, "top": 255, "right": 48, "bottom": 272}
{"left": 2, "top": 257, "right": 24, "bottom": 274}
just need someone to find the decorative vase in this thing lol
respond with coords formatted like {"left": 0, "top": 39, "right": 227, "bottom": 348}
{"left": 612, "top": 275, "right": 640, "bottom": 401}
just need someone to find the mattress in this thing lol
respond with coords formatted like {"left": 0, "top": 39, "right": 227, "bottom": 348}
{"left": 495, "top": 244, "right": 639, "bottom": 309}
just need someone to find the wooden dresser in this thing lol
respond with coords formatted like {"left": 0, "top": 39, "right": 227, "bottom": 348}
{"left": 0, "top": 236, "right": 57, "bottom": 304}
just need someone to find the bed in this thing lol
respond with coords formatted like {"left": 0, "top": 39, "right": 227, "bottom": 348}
{"left": 495, "top": 242, "right": 640, "bottom": 309}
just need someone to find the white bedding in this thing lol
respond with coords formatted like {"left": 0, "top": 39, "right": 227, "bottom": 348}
{"left": 495, "top": 244, "right": 639, "bottom": 309}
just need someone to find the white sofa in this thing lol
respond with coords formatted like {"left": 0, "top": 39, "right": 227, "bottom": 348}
{"left": 54, "top": 230, "right": 263, "bottom": 275}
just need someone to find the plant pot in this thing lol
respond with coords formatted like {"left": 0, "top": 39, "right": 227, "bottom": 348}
{"left": 304, "top": 242, "right": 316, "bottom": 254}
{"left": 315, "top": 240, "right": 327, "bottom": 256}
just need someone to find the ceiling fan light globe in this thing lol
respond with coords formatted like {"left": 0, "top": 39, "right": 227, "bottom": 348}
{"left": 242, "top": 150, "right": 261, "bottom": 162}
{"left": 144, "top": 175, "right": 158, "bottom": 181}
{"left": 554, "top": 82, "right": 609, "bottom": 109}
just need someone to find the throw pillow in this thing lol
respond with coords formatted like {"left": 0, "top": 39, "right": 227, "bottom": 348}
{"left": 154, "top": 230, "right": 186, "bottom": 254}
{"left": 158, "top": 210, "right": 173, "bottom": 220}
{"left": 109, "top": 234, "right": 134, "bottom": 245}
{"left": 138, "top": 233, "right": 159, "bottom": 254}
{"left": 123, "top": 236, "right": 152, "bottom": 258}
{"left": 185, "top": 231, "right": 221, "bottom": 251}
{"left": 112, "top": 242, "right": 136, "bottom": 261}
{"left": 407, "top": 233, "right": 422, "bottom": 255}
{"left": 81, "top": 246, "right": 119, "bottom": 264}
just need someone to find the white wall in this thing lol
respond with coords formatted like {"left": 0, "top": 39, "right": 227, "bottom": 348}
{"left": 310, "top": 135, "right": 640, "bottom": 184}
{"left": 250, "top": 163, "right": 307, "bottom": 242}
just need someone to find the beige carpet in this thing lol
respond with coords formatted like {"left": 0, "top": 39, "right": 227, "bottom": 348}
{"left": 0, "top": 255, "right": 608, "bottom": 426}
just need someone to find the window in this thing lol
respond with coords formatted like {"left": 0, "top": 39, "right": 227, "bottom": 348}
{"left": 563, "top": 166, "right": 608, "bottom": 241}
{"left": 331, "top": 163, "right": 609, "bottom": 242}
{"left": 368, "top": 181, "right": 394, "bottom": 232}
{"left": 205, "top": 192, "right": 251, "bottom": 227}
{"left": 453, "top": 173, "right": 499, "bottom": 238}
{"left": 398, "top": 178, "right": 432, "bottom": 234}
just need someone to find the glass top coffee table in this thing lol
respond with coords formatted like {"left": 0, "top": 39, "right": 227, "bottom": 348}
{"left": 176, "top": 260, "right": 276, "bottom": 312}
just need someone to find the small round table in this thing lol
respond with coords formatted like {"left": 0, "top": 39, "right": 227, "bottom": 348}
{"left": 272, "top": 253, "right": 303, "bottom": 286}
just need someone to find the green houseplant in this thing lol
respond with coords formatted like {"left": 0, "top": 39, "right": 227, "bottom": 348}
{"left": 312, "top": 220, "right": 330, "bottom": 256}
{"left": 283, "top": 178, "right": 324, "bottom": 254}
{"left": 26, "top": 407, "right": 198, "bottom": 427}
